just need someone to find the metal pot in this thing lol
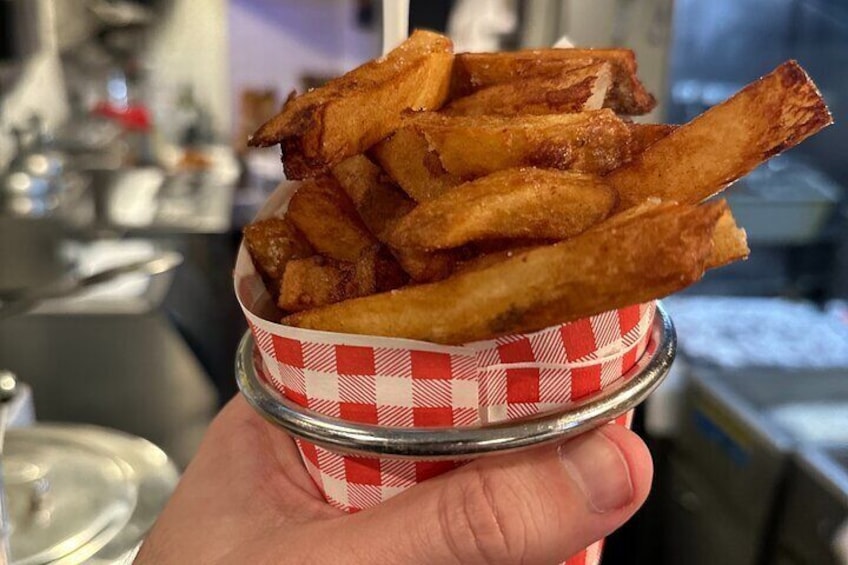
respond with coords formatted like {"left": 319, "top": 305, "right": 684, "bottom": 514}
{"left": 1, "top": 424, "right": 179, "bottom": 564}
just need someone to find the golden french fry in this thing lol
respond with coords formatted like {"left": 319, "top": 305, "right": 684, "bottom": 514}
{"left": 590, "top": 198, "right": 674, "bottom": 229}
{"left": 470, "top": 237, "right": 556, "bottom": 254}
{"left": 391, "top": 248, "right": 454, "bottom": 283}
{"left": 249, "top": 30, "right": 454, "bottom": 178}
{"left": 451, "top": 48, "right": 656, "bottom": 115}
{"left": 408, "top": 109, "right": 631, "bottom": 180}
{"left": 627, "top": 123, "right": 677, "bottom": 158}
{"left": 331, "top": 155, "right": 458, "bottom": 281}
{"left": 591, "top": 197, "right": 749, "bottom": 268}
{"left": 279, "top": 247, "right": 406, "bottom": 312}
{"left": 370, "top": 127, "right": 461, "bottom": 202}
{"left": 242, "top": 33, "right": 825, "bottom": 343}
{"left": 243, "top": 218, "right": 312, "bottom": 282}
{"left": 592, "top": 194, "right": 750, "bottom": 269}
{"left": 708, "top": 208, "right": 749, "bottom": 268}
{"left": 609, "top": 61, "right": 832, "bottom": 210}
{"left": 285, "top": 176, "right": 376, "bottom": 262}
{"left": 280, "top": 256, "right": 364, "bottom": 312}
{"left": 390, "top": 168, "right": 616, "bottom": 249}
{"left": 331, "top": 155, "right": 415, "bottom": 239}
{"left": 284, "top": 201, "right": 726, "bottom": 344}
{"left": 460, "top": 199, "right": 747, "bottom": 276}
{"left": 442, "top": 62, "right": 612, "bottom": 116}
{"left": 453, "top": 244, "right": 541, "bottom": 274}
{"left": 368, "top": 246, "right": 412, "bottom": 292}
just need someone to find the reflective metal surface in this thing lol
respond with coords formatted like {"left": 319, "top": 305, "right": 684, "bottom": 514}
{"left": 3, "top": 424, "right": 179, "bottom": 565}
{"left": 5, "top": 430, "right": 135, "bottom": 564}
{"left": 0, "top": 371, "right": 16, "bottom": 402}
{"left": 0, "top": 313, "right": 216, "bottom": 469}
{"left": 237, "top": 306, "right": 676, "bottom": 460}
{"left": 0, "top": 370, "right": 18, "bottom": 563}
{"left": 0, "top": 251, "right": 183, "bottom": 320}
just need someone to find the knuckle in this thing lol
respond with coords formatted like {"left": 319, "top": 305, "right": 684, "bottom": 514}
{"left": 436, "top": 466, "right": 529, "bottom": 564}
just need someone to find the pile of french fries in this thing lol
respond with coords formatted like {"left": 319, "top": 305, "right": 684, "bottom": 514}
{"left": 244, "top": 30, "right": 831, "bottom": 345}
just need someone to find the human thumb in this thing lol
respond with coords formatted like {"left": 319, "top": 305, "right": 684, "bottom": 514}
{"left": 326, "top": 425, "right": 653, "bottom": 564}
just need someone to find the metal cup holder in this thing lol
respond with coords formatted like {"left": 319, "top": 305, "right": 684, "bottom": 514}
{"left": 237, "top": 306, "right": 676, "bottom": 460}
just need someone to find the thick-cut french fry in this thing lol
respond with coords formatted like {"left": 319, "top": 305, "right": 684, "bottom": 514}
{"left": 457, "top": 200, "right": 748, "bottom": 275}
{"left": 284, "top": 201, "right": 726, "bottom": 344}
{"left": 450, "top": 52, "right": 591, "bottom": 98}
{"left": 280, "top": 256, "right": 363, "bottom": 312}
{"left": 370, "top": 127, "right": 461, "bottom": 202}
{"left": 609, "top": 61, "right": 832, "bottom": 210}
{"left": 368, "top": 246, "right": 412, "bottom": 290}
{"left": 627, "top": 123, "right": 677, "bottom": 158}
{"left": 249, "top": 30, "right": 454, "bottom": 178}
{"left": 279, "top": 247, "right": 407, "bottom": 312}
{"left": 285, "top": 176, "right": 376, "bottom": 262}
{"left": 373, "top": 110, "right": 632, "bottom": 201}
{"left": 331, "top": 155, "right": 457, "bottom": 281}
{"left": 390, "top": 168, "right": 616, "bottom": 249}
{"left": 591, "top": 197, "right": 749, "bottom": 268}
{"left": 241, "top": 39, "right": 826, "bottom": 344}
{"left": 331, "top": 155, "right": 415, "bottom": 238}
{"left": 243, "top": 217, "right": 312, "bottom": 282}
{"left": 708, "top": 208, "right": 749, "bottom": 268}
{"left": 453, "top": 244, "right": 540, "bottom": 274}
{"left": 409, "top": 110, "right": 632, "bottom": 180}
{"left": 593, "top": 198, "right": 674, "bottom": 230}
{"left": 443, "top": 63, "right": 612, "bottom": 116}
{"left": 470, "top": 238, "right": 557, "bottom": 254}
{"left": 451, "top": 48, "right": 656, "bottom": 115}
{"left": 392, "top": 247, "right": 457, "bottom": 282}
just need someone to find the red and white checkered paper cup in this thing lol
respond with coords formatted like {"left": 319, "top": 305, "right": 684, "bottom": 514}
{"left": 235, "top": 181, "right": 656, "bottom": 565}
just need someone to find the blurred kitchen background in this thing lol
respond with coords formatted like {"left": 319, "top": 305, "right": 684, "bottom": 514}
{"left": 0, "top": 0, "right": 846, "bottom": 563}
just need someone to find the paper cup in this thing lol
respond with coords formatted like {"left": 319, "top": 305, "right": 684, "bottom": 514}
{"left": 235, "top": 181, "right": 656, "bottom": 565}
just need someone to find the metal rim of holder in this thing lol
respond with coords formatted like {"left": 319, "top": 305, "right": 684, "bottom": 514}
{"left": 236, "top": 305, "right": 676, "bottom": 460}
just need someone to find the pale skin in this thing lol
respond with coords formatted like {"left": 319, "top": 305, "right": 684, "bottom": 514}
{"left": 136, "top": 396, "right": 653, "bottom": 564}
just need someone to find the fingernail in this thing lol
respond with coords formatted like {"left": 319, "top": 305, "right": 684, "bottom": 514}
{"left": 558, "top": 430, "right": 633, "bottom": 513}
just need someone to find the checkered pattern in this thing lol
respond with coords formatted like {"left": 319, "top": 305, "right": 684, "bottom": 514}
{"left": 264, "top": 338, "right": 480, "bottom": 428}
{"left": 234, "top": 186, "right": 657, "bottom": 565}
{"left": 245, "top": 301, "right": 654, "bottom": 514}
{"left": 476, "top": 303, "right": 654, "bottom": 422}
{"left": 567, "top": 536, "right": 605, "bottom": 565}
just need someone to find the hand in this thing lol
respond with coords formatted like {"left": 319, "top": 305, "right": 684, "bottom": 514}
{"left": 136, "top": 396, "right": 653, "bottom": 564}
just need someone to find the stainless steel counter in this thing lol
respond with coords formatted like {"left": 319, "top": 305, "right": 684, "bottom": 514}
{"left": 658, "top": 365, "right": 848, "bottom": 565}
{"left": 771, "top": 445, "right": 848, "bottom": 564}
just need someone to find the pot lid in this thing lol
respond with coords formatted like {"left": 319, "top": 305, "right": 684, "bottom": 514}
{"left": 3, "top": 424, "right": 179, "bottom": 564}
